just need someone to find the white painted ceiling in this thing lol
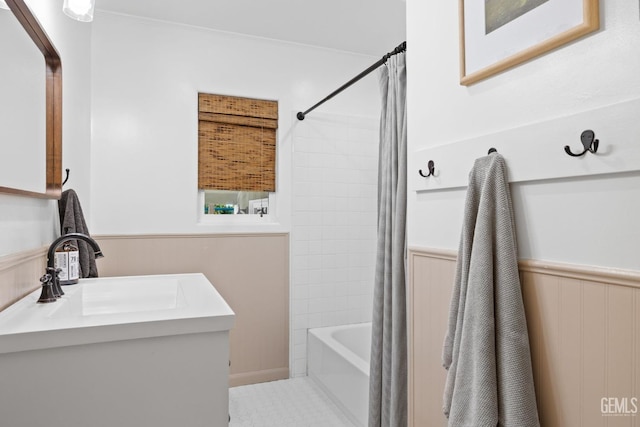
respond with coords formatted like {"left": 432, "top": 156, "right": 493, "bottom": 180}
{"left": 95, "top": 0, "right": 406, "bottom": 57}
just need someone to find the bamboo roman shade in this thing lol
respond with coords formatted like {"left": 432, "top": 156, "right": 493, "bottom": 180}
{"left": 198, "top": 93, "right": 278, "bottom": 192}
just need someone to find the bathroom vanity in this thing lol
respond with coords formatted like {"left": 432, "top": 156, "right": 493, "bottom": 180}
{"left": 0, "top": 273, "right": 235, "bottom": 427}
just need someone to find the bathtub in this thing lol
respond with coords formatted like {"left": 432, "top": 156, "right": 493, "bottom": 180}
{"left": 308, "top": 322, "right": 371, "bottom": 427}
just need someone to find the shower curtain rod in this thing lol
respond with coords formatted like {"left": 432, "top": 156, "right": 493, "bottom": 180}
{"left": 296, "top": 41, "right": 406, "bottom": 121}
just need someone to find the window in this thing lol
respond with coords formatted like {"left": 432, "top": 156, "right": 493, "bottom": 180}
{"left": 198, "top": 93, "right": 277, "bottom": 216}
{"left": 203, "top": 190, "right": 269, "bottom": 215}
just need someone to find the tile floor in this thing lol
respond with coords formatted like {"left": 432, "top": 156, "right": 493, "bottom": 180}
{"left": 229, "top": 377, "right": 357, "bottom": 427}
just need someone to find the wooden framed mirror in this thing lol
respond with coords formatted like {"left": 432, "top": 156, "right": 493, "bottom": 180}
{"left": 0, "top": 0, "right": 62, "bottom": 198}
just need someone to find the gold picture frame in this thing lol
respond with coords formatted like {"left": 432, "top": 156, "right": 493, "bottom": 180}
{"left": 459, "top": 0, "right": 599, "bottom": 86}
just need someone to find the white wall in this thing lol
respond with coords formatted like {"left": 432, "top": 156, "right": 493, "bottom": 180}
{"left": 0, "top": 0, "right": 91, "bottom": 257}
{"left": 407, "top": 1, "right": 640, "bottom": 270}
{"left": 90, "top": 12, "right": 381, "bottom": 235}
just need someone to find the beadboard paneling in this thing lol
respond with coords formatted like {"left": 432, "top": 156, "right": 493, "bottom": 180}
{"left": 408, "top": 249, "right": 456, "bottom": 427}
{"left": 409, "top": 247, "right": 640, "bottom": 427}
{"left": 94, "top": 233, "right": 289, "bottom": 387}
{"left": 0, "top": 247, "right": 47, "bottom": 312}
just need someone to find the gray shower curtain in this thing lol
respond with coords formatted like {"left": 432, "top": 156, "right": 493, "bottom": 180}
{"left": 368, "top": 52, "right": 407, "bottom": 427}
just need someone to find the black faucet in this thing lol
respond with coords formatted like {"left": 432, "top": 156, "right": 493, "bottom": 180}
{"left": 37, "top": 233, "right": 104, "bottom": 303}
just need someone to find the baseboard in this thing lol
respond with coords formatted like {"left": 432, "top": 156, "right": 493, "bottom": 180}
{"left": 230, "top": 367, "right": 290, "bottom": 388}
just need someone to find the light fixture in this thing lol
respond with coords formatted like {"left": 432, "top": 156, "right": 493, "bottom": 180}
{"left": 0, "top": 0, "right": 10, "bottom": 11}
{"left": 63, "top": 0, "right": 95, "bottom": 22}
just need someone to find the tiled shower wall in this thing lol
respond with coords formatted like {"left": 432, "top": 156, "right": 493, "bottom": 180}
{"left": 291, "top": 112, "right": 378, "bottom": 376}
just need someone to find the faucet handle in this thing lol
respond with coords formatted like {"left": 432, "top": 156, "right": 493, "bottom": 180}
{"left": 46, "top": 267, "right": 65, "bottom": 297}
{"left": 46, "top": 267, "right": 61, "bottom": 275}
{"left": 37, "top": 274, "right": 57, "bottom": 303}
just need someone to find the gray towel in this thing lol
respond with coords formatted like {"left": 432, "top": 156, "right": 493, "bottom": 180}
{"left": 58, "top": 189, "right": 98, "bottom": 278}
{"left": 442, "top": 154, "right": 539, "bottom": 426}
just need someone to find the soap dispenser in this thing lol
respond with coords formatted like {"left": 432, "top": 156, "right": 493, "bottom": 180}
{"left": 54, "top": 241, "right": 80, "bottom": 285}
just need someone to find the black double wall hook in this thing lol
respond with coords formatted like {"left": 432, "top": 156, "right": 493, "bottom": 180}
{"left": 418, "top": 160, "right": 436, "bottom": 177}
{"left": 565, "top": 130, "right": 599, "bottom": 157}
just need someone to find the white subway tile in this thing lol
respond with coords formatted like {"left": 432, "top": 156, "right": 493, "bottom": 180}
{"left": 308, "top": 270, "right": 323, "bottom": 286}
{"left": 308, "top": 284, "right": 324, "bottom": 299}
{"left": 292, "top": 300, "right": 308, "bottom": 316}
{"left": 333, "top": 296, "right": 348, "bottom": 312}
{"left": 293, "top": 151, "right": 311, "bottom": 167}
{"left": 308, "top": 313, "right": 323, "bottom": 328}
{"left": 321, "top": 312, "right": 338, "bottom": 326}
{"left": 293, "top": 314, "right": 308, "bottom": 330}
{"left": 308, "top": 226, "right": 323, "bottom": 241}
{"left": 294, "top": 344, "right": 306, "bottom": 359}
{"left": 292, "top": 269, "right": 309, "bottom": 287}
{"left": 308, "top": 240, "right": 322, "bottom": 255}
{"left": 324, "top": 283, "right": 338, "bottom": 298}
{"left": 292, "top": 240, "right": 309, "bottom": 255}
{"left": 292, "top": 284, "right": 309, "bottom": 304}
{"left": 292, "top": 361, "right": 307, "bottom": 377}
{"left": 293, "top": 255, "right": 310, "bottom": 270}
{"left": 293, "top": 329, "right": 307, "bottom": 345}
{"left": 308, "top": 255, "right": 322, "bottom": 269}
{"left": 347, "top": 295, "right": 364, "bottom": 310}
{"left": 308, "top": 299, "right": 324, "bottom": 314}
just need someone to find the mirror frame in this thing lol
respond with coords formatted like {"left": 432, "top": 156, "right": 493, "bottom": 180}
{"left": 2, "top": 0, "right": 62, "bottom": 199}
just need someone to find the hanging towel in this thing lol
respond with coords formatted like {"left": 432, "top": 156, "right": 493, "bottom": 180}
{"left": 442, "top": 153, "right": 539, "bottom": 427}
{"left": 58, "top": 189, "right": 99, "bottom": 278}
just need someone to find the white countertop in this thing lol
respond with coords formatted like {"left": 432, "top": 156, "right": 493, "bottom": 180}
{"left": 0, "top": 273, "right": 235, "bottom": 354}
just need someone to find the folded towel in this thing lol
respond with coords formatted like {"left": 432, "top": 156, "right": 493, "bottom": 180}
{"left": 58, "top": 189, "right": 98, "bottom": 278}
{"left": 442, "top": 153, "right": 539, "bottom": 426}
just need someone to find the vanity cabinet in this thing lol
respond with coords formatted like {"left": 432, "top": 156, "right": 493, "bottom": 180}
{"left": 0, "top": 273, "right": 234, "bottom": 427}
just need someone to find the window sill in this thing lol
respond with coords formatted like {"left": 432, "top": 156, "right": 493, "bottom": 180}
{"left": 197, "top": 212, "right": 287, "bottom": 233}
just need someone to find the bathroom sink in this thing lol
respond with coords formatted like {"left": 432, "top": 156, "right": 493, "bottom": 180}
{"left": 81, "top": 278, "right": 184, "bottom": 315}
{"left": 49, "top": 276, "right": 186, "bottom": 317}
{"left": 0, "top": 273, "right": 234, "bottom": 354}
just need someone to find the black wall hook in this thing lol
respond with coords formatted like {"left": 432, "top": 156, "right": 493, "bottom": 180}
{"left": 418, "top": 160, "right": 435, "bottom": 177}
{"left": 565, "top": 130, "right": 599, "bottom": 157}
{"left": 488, "top": 147, "right": 497, "bottom": 154}
{"left": 62, "top": 168, "right": 70, "bottom": 186}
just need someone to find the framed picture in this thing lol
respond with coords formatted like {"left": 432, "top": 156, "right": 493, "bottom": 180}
{"left": 459, "top": 0, "right": 599, "bottom": 85}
